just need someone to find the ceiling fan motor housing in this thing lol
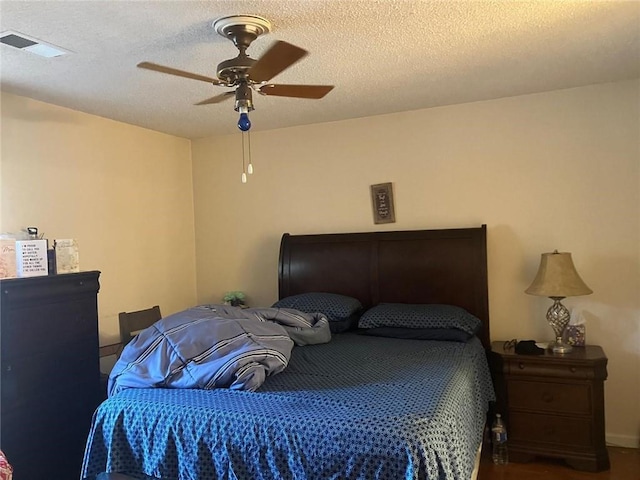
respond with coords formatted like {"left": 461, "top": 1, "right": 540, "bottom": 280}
{"left": 137, "top": 14, "right": 333, "bottom": 114}
{"left": 213, "top": 15, "right": 271, "bottom": 50}
{"left": 213, "top": 15, "right": 271, "bottom": 85}
{"left": 216, "top": 56, "right": 255, "bottom": 84}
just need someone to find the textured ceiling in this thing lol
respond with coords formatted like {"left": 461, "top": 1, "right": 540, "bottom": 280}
{"left": 1, "top": 1, "right": 638, "bottom": 139}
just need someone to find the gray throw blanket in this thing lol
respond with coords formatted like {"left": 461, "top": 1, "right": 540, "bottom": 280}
{"left": 108, "top": 305, "right": 331, "bottom": 396}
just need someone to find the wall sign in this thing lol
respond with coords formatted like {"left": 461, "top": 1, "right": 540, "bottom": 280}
{"left": 370, "top": 182, "right": 396, "bottom": 224}
{"left": 15, "top": 239, "right": 48, "bottom": 277}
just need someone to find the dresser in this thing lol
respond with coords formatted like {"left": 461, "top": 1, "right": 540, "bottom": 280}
{"left": 0, "top": 271, "right": 102, "bottom": 480}
{"left": 490, "top": 341, "right": 609, "bottom": 472}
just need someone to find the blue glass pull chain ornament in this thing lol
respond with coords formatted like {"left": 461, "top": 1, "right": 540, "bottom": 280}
{"left": 238, "top": 105, "right": 251, "bottom": 183}
{"left": 238, "top": 109, "right": 251, "bottom": 131}
{"left": 235, "top": 81, "right": 254, "bottom": 183}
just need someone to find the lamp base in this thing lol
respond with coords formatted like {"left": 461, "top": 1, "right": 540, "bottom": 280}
{"left": 552, "top": 341, "right": 573, "bottom": 354}
{"left": 546, "top": 297, "right": 573, "bottom": 355}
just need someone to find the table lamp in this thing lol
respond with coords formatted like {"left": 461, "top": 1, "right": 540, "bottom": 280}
{"left": 525, "top": 250, "right": 592, "bottom": 354}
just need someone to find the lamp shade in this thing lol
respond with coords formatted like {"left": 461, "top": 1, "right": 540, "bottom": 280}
{"left": 525, "top": 251, "right": 593, "bottom": 297}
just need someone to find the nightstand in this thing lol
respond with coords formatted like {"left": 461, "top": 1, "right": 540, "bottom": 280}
{"left": 490, "top": 341, "right": 609, "bottom": 472}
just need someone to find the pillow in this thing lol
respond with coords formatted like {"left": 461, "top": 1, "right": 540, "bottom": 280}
{"left": 272, "top": 292, "right": 362, "bottom": 333}
{"left": 359, "top": 327, "right": 473, "bottom": 342}
{"left": 358, "top": 303, "right": 482, "bottom": 336}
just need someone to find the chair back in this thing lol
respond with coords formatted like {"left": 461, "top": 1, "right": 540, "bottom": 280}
{"left": 118, "top": 305, "right": 162, "bottom": 345}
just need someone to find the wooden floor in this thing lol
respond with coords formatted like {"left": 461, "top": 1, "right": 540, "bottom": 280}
{"left": 478, "top": 447, "right": 639, "bottom": 480}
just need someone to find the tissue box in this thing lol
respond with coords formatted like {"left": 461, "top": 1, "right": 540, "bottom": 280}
{"left": 564, "top": 324, "right": 586, "bottom": 346}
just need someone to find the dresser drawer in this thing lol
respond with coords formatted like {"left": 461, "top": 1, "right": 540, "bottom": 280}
{"left": 508, "top": 380, "right": 592, "bottom": 415}
{"left": 509, "top": 411, "right": 594, "bottom": 448}
{"left": 1, "top": 298, "right": 97, "bottom": 359}
{"left": 505, "top": 358, "right": 593, "bottom": 379}
{"left": 2, "top": 386, "right": 97, "bottom": 451}
{"left": 1, "top": 341, "right": 100, "bottom": 411}
{"left": 1, "top": 389, "right": 96, "bottom": 480}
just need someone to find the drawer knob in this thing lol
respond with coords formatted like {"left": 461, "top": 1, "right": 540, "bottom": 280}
{"left": 570, "top": 367, "right": 577, "bottom": 373}
{"left": 542, "top": 391, "right": 554, "bottom": 403}
{"left": 518, "top": 362, "right": 525, "bottom": 370}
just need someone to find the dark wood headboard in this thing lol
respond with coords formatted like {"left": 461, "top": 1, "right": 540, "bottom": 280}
{"left": 278, "top": 225, "right": 490, "bottom": 348}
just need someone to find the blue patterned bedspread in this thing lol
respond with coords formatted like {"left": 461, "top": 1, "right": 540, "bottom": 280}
{"left": 82, "top": 334, "right": 494, "bottom": 480}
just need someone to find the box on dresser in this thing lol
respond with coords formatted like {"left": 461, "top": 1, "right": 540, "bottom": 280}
{"left": 0, "top": 271, "right": 102, "bottom": 480}
{"left": 489, "top": 341, "right": 609, "bottom": 472}
{"left": 15, "top": 239, "right": 48, "bottom": 278}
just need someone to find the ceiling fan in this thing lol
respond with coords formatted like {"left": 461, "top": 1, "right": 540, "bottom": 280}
{"left": 137, "top": 14, "right": 334, "bottom": 132}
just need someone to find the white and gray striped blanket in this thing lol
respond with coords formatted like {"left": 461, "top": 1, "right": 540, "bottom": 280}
{"left": 107, "top": 305, "right": 331, "bottom": 397}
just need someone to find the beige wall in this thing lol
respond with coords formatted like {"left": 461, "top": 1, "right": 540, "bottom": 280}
{"left": 0, "top": 92, "right": 198, "bottom": 344}
{"left": 1, "top": 80, "right": 638, "bottom": 447}
{"left": 192, "top": 79, "right": 640, "bottom": 447}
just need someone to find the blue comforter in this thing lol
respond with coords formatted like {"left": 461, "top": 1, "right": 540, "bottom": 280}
{"left": 85, "top": 333, "right": 494, "bottom": 480}
{"left": 108, "top": 305, "right": 331, "bottom": 396}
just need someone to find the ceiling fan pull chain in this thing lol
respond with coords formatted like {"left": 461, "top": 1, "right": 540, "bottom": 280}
{"left": 247, "top": 131, "right": 253, "bottom": 175}
{"left": 241, "top": 131, "right": 247, "bottom": 184}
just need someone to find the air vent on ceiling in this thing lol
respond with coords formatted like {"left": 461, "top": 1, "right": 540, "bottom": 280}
{"left": 0, "top": 30, "right": 70, "bottom": 57}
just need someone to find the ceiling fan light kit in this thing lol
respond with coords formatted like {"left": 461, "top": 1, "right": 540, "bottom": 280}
{"left": 137, "top": 14, "right": 334, "bottom": 182}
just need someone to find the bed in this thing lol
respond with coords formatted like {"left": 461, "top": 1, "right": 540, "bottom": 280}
{"left": 82, "top": 225, "right": 494, "bottom": 480}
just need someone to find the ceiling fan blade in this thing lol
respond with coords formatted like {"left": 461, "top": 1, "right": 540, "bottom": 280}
{"left": 248, "top": 41, "right": 308, "bottom": 83}
{"left": 137, "top": 62, "right": 222, "bottom": 85}
{"left": 194, "top": 91, "right": 235, "bottom": 105}
{"left": 259, "top": 84, "right": 334, "bottom": 99}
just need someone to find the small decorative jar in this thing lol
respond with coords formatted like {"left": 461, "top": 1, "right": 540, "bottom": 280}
{"left": 564, "top": 324, "right": 586, "bottom": 346}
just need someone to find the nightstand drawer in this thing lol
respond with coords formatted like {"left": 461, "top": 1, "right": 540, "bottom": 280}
{"left": 510, "top": 412, "right": 593, "bottom": 448}
{"left": 508, "top": 380, "right": 592, "bottom": 415}
{"left": 505, "top": 359, "right": 592, "bottom": 379}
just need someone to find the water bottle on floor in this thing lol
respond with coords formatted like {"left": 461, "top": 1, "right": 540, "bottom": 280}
{"left": 491, "top": 413, "right": 509, "bottom": 464}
